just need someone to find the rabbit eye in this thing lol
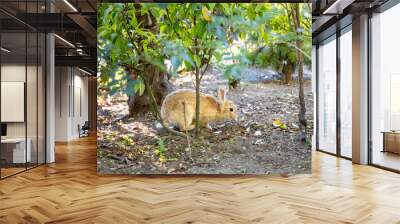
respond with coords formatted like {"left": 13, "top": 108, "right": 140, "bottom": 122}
{"left": 230, "top": 108, "right": 234, "bottom": 112}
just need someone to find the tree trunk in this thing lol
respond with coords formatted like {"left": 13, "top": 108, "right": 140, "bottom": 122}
{"left": 296, "top": 41, "right": 307, "bottom": 140}
{"left": 193, "top": 14, "right": 200, "bottom": 138}
{"left": 126, "top": 4, "right": 173, "bottom": 116}
{"left": 195, "top": 67, "right": 200, "bottom": 137}
{"left": 128, "top": 67, "right": 172, "bottom": 116}
{"left": 282, "top": 62, "right": 293, "bottom": 85}
{"left": 291, "top": 5, "right": 307, "bottom": 141}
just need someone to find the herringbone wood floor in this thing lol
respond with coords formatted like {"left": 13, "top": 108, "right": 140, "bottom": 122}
{"left": 1, "top": 136, "right": 400, "bottom": 224}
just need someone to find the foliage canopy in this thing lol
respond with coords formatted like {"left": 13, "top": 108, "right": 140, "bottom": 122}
{"left": 97, "top": 3, "right": 311, "bottom": 96}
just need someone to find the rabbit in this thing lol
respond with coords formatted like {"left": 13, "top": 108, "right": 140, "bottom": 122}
{"left": 160, "top": 88, "right": 237, "bottom": 131}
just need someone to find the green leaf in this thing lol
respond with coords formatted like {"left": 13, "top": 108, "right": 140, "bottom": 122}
{"left": 183, "top": 60, "right": 193, "bottom": 71}
{"left": 181, "top": 51, "right": 194, "bottom": 66}
{"left": 208, "top": 3, "right": 216, "bottom": 11}
{"left": 239, "top": 32, "right": 246, "bottom": 40}
{"left": 134, "top": 77, "right": 145, "bottom": 96}
{"left": 195, "top": 21, "right": 207, "bottom": 38}
{"left": 171, "top": 56, "right": 181, "bottom": 72}
{"left": 193, "top": 55, "right": 201, "bottom": 67}
{"left": 224, "top": 64, "right": 242, "bottom": 80}
{"left": 262, "top": 31, "right": 269, "bottom": 42}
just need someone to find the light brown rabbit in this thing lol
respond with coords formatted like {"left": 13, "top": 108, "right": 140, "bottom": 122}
{"left": 161, "top": 88, "right": 237, "bottom": 131}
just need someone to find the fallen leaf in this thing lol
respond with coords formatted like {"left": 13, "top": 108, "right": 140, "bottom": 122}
{"left": 273, "top": 119, "right": 287, "bottom": 130}
{"left": 273, "top": 119, "right": 282, "bottom": 128}
{"left": 279, "top": 124, "right": 287, "bottom": 130}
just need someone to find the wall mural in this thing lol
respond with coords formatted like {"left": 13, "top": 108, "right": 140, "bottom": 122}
{"left": 97, "top": 3, "right": 313, "bottom": 175}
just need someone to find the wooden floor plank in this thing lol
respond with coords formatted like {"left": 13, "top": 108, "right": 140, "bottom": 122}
{"left": 0, "top": 135, "right": 400, "bottom": 223}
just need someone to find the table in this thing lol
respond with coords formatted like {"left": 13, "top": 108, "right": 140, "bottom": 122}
{"left": 382, "top": 131, "right": 400, "bottom": 154}
{"left": 1, "top": 138, "right": 31, "bottom": 164}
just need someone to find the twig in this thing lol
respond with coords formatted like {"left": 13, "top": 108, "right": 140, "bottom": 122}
{"left": 199, "top": 49, "right": 213, "bottom": 81}
{"left": 182, "top": 101, "right": 192, "bottom": 160}
{"left": 121, "top": 5, "right": 140, "bottom": 53}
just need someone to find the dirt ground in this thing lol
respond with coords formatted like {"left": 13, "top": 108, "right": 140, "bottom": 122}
{"left": 97, "top": 67, "right": 313, "bottom": 175}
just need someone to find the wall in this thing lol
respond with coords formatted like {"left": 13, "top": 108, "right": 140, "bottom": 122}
{"left": 54, "top": 66, "right": 89, "bottom": 141}
{"left": 1, "top": 64, "right": 44, "bottom": 140}
{"left": 71, "top": 71, "right": 89, "bottom": 138}
{"left": 1, "top": 62, "right": 46, "bottom": 165}
{"left": 54, "top": 66, "right": 69, "bottom": 141}
{"left": 1, "top": 64, "right": 26, "bottom": 138}
{"left": 88, "top": 77, "right": 97, "bottom": 133}
{"left": 312, "top": 45, "right": 316, "bottom": 150}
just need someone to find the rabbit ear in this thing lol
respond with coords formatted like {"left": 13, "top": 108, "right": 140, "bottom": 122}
{"left": 217, "top": 87, "right": 226, "bottom": 102}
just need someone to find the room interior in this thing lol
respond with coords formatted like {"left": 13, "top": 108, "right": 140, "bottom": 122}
{"left": 0, "top": 26, "right": 46, "bottom": 178}
{"left": 0, "top": 0, "right": 97, "bottom": 179}
{"left": 370, "top": 4, "right": 400, "bottom": 171}
{"left": 313, "top": 0, "right": 400, "bottom": 172}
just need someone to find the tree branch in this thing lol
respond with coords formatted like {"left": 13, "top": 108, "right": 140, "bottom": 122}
{"left": 122, "top": 5, "right": 140, "bottom": 53}
{"left": 199, "top": 48, "right": 213, "bottom": 81}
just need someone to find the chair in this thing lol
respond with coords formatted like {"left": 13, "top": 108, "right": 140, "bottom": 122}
{"left": 79, "top": 121, "right": 90, "bottom": 138}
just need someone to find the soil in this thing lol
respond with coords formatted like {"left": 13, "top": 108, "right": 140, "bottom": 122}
{"left": 97, "top": 67, "right": 313, "bottom": 175}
